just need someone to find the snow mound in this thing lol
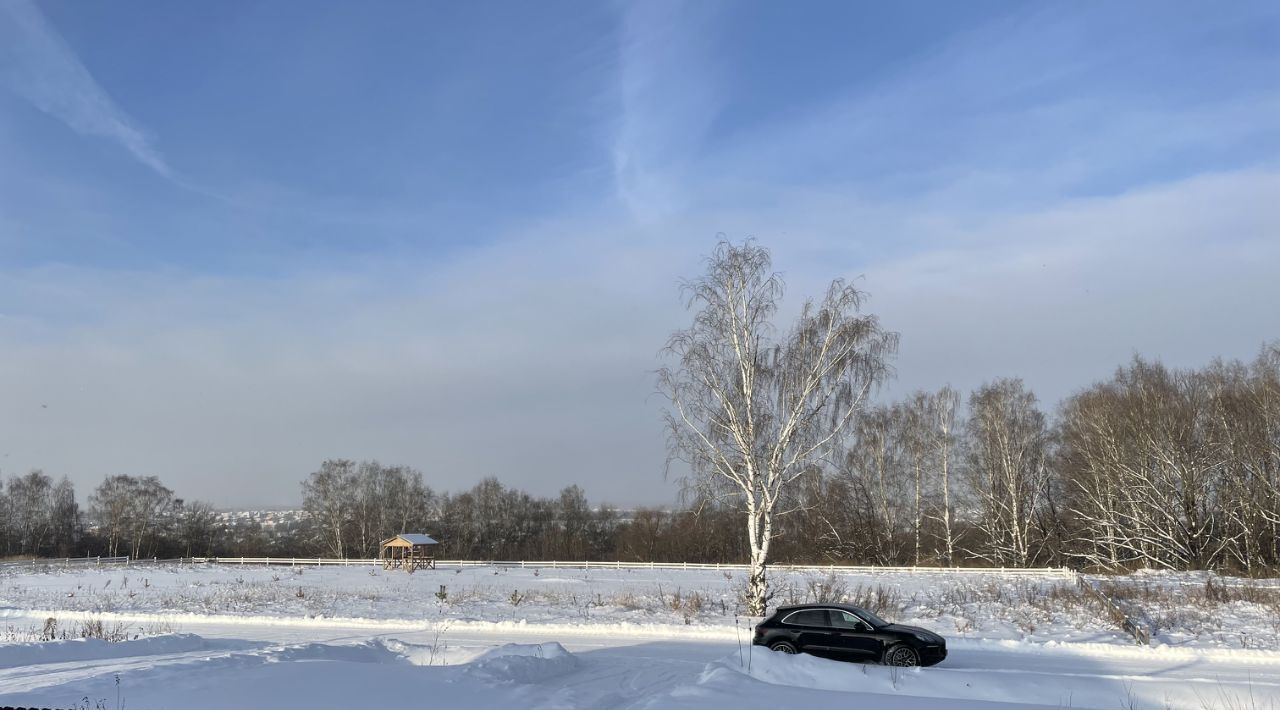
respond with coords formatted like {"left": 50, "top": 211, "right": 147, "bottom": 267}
{"left": 264, "top": 638, "right": 497, "bottom": 668}
{"left": 635, "top": 653, "right": 1041, "bottom": 710}
{"left": 381, "top": 637, "right": 491, "bottom": 666}
{"left": 0, "top": 633, "right": 258, "bottom": 669}
{"left": 269, "top": 639, "right": 409, "bottom": 665}
{"left": 464, "top": 642, "right": 579, "bottom": 683}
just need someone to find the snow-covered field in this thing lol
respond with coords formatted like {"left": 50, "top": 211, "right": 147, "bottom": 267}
{"left": 1, "top": 563, "right": 1278, "bottom": 709}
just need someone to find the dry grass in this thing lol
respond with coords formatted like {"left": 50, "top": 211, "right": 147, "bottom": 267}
{"left": 1, "top": 615, "right": 139, "bottom": 643}
{"left": 1098, "top": 575, "right": 1280, "bottom": 645}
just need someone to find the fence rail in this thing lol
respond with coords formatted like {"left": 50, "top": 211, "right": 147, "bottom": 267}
{"left": 0, "top": 556, "right": 130, "bottom": 570}
{"left": 174, "top": 556, "right": 1073, "bottom": 576}
{"left": 2, "top": 555, "right": 1076, "bottom": 577}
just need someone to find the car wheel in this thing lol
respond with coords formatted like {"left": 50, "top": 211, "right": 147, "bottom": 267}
{"left": 769, "top": 641, "right": 799, "bottom": 655}
{"left": 884, "top": 644, "right": 919, "bottom": 667}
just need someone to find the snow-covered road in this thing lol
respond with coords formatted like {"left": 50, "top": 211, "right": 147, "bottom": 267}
{"left": 381, "top": 625, "right": 1280, "bottom": 709}
{"left": 5, "top": 614, "right": 1277, "bottom": 709}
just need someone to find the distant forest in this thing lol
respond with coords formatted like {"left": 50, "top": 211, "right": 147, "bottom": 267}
{"left": 3, "top": 345, "right": 1278, "bottom": 575}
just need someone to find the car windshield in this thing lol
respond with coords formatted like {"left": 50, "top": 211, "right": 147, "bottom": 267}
{"left": 851, "top": 607, "right": 887, "bottom": 628}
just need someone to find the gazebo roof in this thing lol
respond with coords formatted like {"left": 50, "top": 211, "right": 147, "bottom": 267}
{"left": 381, "top": 533, "right": 438, "bottom": 547}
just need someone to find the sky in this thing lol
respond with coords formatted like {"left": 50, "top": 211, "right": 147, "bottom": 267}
{"left": 1, "top": 0, "right": 1277, "bottom": 508}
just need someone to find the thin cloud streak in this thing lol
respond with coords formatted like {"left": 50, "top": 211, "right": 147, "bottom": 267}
{"left": 0, "top": 0, "right": 171, "bottom": 177}
{"left": 684, "top": 3, "right": 1280, "bottom": 212}
{"left": 612, "top": 0, "right": 724, "bottom": 222}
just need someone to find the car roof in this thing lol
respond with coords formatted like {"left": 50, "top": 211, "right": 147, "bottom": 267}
{"left": 774, "top": 603, "right": 869, "bottom": 614}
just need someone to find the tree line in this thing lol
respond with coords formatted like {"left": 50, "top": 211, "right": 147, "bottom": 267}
{"left": 765, "top": 351, "right": 1279, "bottom": 576}
{"left": 5, "top": 343, "right": 1276, "bottom": 576}
{"left": 0, "top": 472, "right": 222, "bottom": 560}
{"left": 654, "top": 361, "right": 1280, "bottom": 574}
{"left": 0, "top": 463, "right": 737, "bottom": 563}
{"left": 654, "top": 240, "right": 1278, "bottom": 613}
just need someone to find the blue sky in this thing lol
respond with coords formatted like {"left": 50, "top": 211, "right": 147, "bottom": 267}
{"left": 1, "top": 0, "right": 1278, "bottom": 506}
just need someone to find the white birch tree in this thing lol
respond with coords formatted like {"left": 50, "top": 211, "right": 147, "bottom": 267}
{"left": 301, "top": 459, "right": 358, "bottom": 558}
{"left": 963, "top": 379, "right": 1050, "bottom": 567}
{"left": 658, "top": 240, "right": 896, "bottom": 614}
{"left": 930, "top": 387, "right": 961, "bottom": 566}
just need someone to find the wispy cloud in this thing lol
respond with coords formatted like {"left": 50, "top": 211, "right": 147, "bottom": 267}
{"left": 0, "top": 0, "right": 170, "bottom": 176}
{"left": 612, "top": 0, "right": 724, "bottom": 222}
{"left": 678, "top": 3, "right": 1280, "bottom": 213}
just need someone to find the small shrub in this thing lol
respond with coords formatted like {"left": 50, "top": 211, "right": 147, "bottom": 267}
{"left": 844, "top": 584, "right": 902, "bottom": 619}
{"left": 140, "top": 619, "right": 176, "bottom": 636}
{"left": 805, "top": 574, "right": 849, "bottom": 604}
{"left": 668, "top": 587, "right": 684, "bottom": 612}
{"left": 611, "top": 592, "right": 646, "bottom": 611}
{"left": 1013, "top": 610, "right": 1037, "bottom": 635}
{"left": 681, "top": 591, "right": 706, "bottom": 624}
{"left": 78, "top": 617, "right": 128, "bottom": 642}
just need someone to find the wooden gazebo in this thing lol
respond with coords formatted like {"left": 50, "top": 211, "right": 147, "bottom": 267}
{"left": 379, "top": 533, "right": 438, "bottom": 571}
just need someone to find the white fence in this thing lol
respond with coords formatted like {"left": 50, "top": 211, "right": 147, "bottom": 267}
{"left": 0, "top": 556, "right": 130, "bottom": 570}
{"left": 179, "top": 556, "right": 1074, "bottom": 577}
{"left": 1, "top": 555, "right": 1075, "bottom": 577}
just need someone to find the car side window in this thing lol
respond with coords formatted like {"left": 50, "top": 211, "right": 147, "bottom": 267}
{"left": 783, "top": 610, "right": 828, "bottom": 627}
{"left": 830, "top": 610, "right": 870, "bottom": 630}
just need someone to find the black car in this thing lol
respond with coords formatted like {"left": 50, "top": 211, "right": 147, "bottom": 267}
{"left": 752, "top": 603, "right": 947, "bottom": 667}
